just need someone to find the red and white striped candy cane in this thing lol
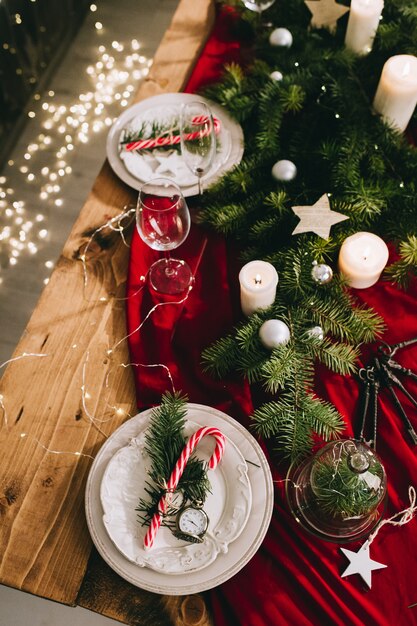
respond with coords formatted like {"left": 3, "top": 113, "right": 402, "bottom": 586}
{"left": 143, "top": 425, "right": 226, "bottom": 550}
{"left": 124, "top": 116, "right": 221, "bottom": 152}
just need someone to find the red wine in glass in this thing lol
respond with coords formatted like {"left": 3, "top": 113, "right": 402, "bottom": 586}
{"left": 136, "top": 177, "right": 193, "bottom": 294}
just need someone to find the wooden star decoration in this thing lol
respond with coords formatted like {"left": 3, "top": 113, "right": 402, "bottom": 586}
{"left": 341, "top": 544, "right": 387, "bottom": 588}
{"left": 305, "top": 0, "right": 350, "bottom": 33}
{"left": 291, "top": 194, "right": 349, "bottom": 239}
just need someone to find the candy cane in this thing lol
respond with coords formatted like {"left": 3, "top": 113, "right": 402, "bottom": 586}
{"left": 143, "top": 426, "right": 226, "bottom": 550}
{"left": 124, "top": 117, "right": 221, "bottom": 152}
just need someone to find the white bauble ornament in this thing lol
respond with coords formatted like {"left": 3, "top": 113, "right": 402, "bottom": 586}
{"left": 272, "top": 159, "right": 297, "bottom": 182}
{"left": 269, "top": 27, "right": 293, "bottom": 48}
{"left": 311, "top": 262, "right": 333, "bottom": 284}
{"left": 259, "top": 319, "right": 290, "bottom": 349}
{"left": 270, "top": 70, "right": 284, "bottom": 82}
{"left": 307, "top": 325, "right": 324, "bottom": 341}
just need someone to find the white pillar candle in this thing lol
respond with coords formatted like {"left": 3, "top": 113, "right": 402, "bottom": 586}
{"left": 345, "top": 0, "right": 384, "bottom": 55}
{"left": 239, "top": 260, "right": 278, "bottom": 316}
{"left": 338, "top": 232, "right": 389, "bottom": 289}
{"left": 373, "top": 55, "right": 417, "bottom": 132}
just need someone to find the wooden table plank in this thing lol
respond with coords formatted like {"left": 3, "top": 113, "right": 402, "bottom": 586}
{"left": 78, "top": 549, "right": 212, "bottom": 626}
{"left": 0, "top": 0, "right": 214, "bottom": 613}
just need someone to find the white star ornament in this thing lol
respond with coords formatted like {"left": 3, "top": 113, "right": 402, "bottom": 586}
{"left": 340, "top": 544, "right": 387, "bottom": 588}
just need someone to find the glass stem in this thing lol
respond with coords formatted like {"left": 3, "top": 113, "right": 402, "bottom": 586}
{"left": 196, "top": 167, "right": 204, "bottom": 196}
{"left": 164, "top": 251, "right": 176, "bottom": 277}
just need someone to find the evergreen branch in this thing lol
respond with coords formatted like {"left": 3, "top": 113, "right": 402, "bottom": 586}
{"left": 260, "top": 345, "right": 297, "bottom": 393}
{"left": 301, "top": 394, "right": 345, "bottom": 441}
{"left": 385, "top": 235, "right": 417, "bottom": 288}
{"left": 309, "top": 338, "right": 359, "bottom": 375}
{"left": 136, "top": 392, "right": 211, "bottom": 526}
{"left": 280, "top": 84, "right": 306, "bottom": 113}
{"left": 198, "top": 0, "right": 417, "bottom": 461}
{"left": 201, "top": 334, "right": 240, "bottom": 377}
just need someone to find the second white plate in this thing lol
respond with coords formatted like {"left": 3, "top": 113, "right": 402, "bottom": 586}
{"left": 100, "top": 419, "right": 252, "bottom": 574}
{"left": 85, "top": 403, "right": 274, "bottom": 595}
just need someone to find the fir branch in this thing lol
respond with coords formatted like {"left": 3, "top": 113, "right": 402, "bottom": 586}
{"left": 199, "top": 0, "right": 417, "bottom": 461}
{"left": 202, "top": 335, "right": 240, "bottom": 377}
{"left": 251, "top": 391, "right": 344, "bottom": 463}
{"left": 136, "top": 392, "right": 211, "bottom": 526}
{"left": 279, "top": 84, "right": 306, "bottom": 113}
{"left": 309, "top": 338, "right": 359, "bottom": 375}
{"left": 260, "top": 345, "right": 297, "bottom": 394}
{"left": 385, "top": 235, "right": 417, "bottom": 289}
{"left": 301, "top": 394, "right": 345, "bottom": 441}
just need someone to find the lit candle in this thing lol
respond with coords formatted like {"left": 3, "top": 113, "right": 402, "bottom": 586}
{"left": 239, "top": 260, "right": 279, "bottom": 316}
{"left": 344, "top": 0, "right": 384, "bottom": 56}
{"left": 338, "top": 232, "right": 389, "bottom": 289}
{"left": 373, "top": 55, "right": 417, "bottom": 131}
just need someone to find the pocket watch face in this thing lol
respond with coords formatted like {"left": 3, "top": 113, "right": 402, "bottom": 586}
{"left": 177, "top": 506, "right": 208, "bottom": 536}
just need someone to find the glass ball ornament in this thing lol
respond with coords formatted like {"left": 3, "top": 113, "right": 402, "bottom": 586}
{"left": 269, "top": 27, "right": 293, "bottom": 48}
{"left": 270, "top": 70, "right": 284, "bottom": 82}
{"left": 286, "top": 439, "right": 387, "bottom": 542}
{"left": 272, "top": 159, "right": 297, "bottom": 182}
{"left": 307, "top": 325, "right": 324, "bottom": 341}
{"left": 259, "top": 319, "right": 290, "bottom": 349}
{"left": 311, "top": 261, "right": 333, "bottom": 284}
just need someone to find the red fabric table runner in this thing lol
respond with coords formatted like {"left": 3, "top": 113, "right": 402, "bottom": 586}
{"left": 126, "top": 7, "right": 417, "bottom": 626}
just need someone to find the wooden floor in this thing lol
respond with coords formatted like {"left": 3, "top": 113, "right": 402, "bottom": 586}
{"left": 0, "top": 1, "right": 179, "bottom": 624}
{"left": 0, "top": 0, "right": 179, "bottom": 366}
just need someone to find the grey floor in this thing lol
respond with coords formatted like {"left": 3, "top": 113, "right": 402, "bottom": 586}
{"left": 0, "top": 1, "right": 179, "bottom": 624}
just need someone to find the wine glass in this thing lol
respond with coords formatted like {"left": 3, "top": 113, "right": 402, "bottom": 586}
{"left": 136, "top": 177, "right": 193, "bottom": 295}
{"left": 179, "top": 101, "right": 217, "bottom": 196}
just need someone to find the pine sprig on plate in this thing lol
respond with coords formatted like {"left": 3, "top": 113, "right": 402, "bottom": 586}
{"left": 136, "top": 392, "right": 211, "bottom": 527}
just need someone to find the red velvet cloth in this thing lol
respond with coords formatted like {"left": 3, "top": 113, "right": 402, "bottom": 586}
{"left": 126, "top": 7, "right": 417, "bottom": 626}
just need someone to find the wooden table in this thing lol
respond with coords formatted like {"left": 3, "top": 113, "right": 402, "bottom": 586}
{"left": 0, "top": 1, "right": 215, "bottom": 624}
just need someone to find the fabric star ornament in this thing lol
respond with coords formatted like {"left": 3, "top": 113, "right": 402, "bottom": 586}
{"left": 341, "top": 544, "right": 387, "bottom": 588}
{"left": 291, "top": 194, "right": 349, "bottom": 239}
{"left": 305, "top": 0, "right": 350, "bottom": 33}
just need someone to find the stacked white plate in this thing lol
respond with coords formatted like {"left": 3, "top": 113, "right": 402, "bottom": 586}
{"left": 85, "top": 403, "right": 274, "bottom": 595}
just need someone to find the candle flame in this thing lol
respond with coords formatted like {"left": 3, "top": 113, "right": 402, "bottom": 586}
{"left": 402, "top": 62, "right": 411, "bottom": 79}
{"left": 254, "top": 274, "right": 262, "bottom": 285}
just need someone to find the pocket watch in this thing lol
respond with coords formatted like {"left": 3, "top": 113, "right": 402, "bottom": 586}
{"left": 174, "top": 501, "right": 209, "bottom": 544}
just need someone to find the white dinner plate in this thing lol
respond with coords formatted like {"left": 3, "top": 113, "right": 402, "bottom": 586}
{"left": 85, "top": 403, "right": 274, "bottom": 595}
{"left": 100, "top": 419, "right": 252, "bottom": 574}
{"left": 106, "top": 93, "right": 244, "bottom": 196}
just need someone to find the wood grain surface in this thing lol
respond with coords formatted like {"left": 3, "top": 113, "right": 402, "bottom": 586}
{"left": 78, "top": 549, "right": 213, "bottom": 626}
{"left": 0, "top": 0, "right": 215, "bottom": 623}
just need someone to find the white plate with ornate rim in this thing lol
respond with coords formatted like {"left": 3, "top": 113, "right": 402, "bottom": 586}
{"left": 106, "top": 93, "right": 244, "bottom": 196}
{"left": 100, "top": 419, "right": 252, "bottom": 574}
{"left": 85, "top": 404, "right": 274, "bottom": 595}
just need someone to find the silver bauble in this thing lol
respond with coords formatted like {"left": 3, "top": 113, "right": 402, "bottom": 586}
{"left": 269, "top": 28, "right": 293, "bottom": 48}
{"left": 311, "top": 262, "right": 333, "bottom": 285}
{"left": 272, "top": 159, "right": 297, "bottom": 182}
{"left": 270, "top": 70, "right": 284, "bottom": 82}
{"left": 259, "top": 319, "right": 291, "bottom": 349}
{"left": 307, "top": 326, "right": 324, "bottom": 341}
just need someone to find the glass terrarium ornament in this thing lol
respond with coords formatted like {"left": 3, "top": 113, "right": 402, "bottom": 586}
{"left": 286, "top": 439, "right": 387, "bottom": 542}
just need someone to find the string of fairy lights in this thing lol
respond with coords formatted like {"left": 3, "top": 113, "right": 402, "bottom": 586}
{"left": 0, "top": 3, "right": 186, "bottom": 458}
{"left": 0, "top": 207, "right": 196, "bottom": 456}
{"left": 0, "top": 3, "right": 152, "bottom": 284}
